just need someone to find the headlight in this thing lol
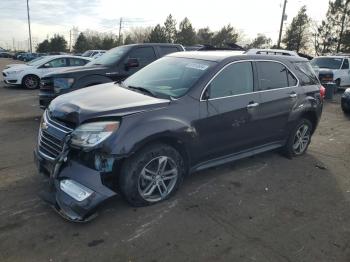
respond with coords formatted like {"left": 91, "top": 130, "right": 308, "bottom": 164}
{"left": 71, "top": 121, "right": 120, "bottom": 148}
{"left": 6, "top": 69, "right": 23, "bottom": 75}
{"left": 53, "top": 78, "right": 75, "bottom": 93}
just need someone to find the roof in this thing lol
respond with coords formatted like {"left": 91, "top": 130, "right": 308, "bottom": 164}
{"left": 168, "top": 50, "right": 307, "bottom": 63}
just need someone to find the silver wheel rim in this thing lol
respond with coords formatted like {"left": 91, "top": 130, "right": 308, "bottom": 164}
{"left": 293, "top": 123, "right": 310, "bottom": 155}
{"left": 138, "top": 156, "right": 178, "bottom": 202}
{"left": 24, "top": 76, "right": 38, "bottom": 89}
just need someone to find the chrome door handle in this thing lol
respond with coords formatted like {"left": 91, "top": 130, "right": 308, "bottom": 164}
{"left": 247, "top": 102, "right": 259, "bottom": 108}
{"left": 289, "top": 93, "right": 297, "bottom": 98}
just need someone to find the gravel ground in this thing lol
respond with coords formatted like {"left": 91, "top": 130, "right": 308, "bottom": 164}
{"left": 0, "top": 58, "right": 350, "bottom": 262}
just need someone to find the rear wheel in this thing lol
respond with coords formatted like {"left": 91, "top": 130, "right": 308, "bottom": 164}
{"left": 282, "top": 119, "right": 313, "bottom": 158}
{"left": 119, "top": 144, "right": 185, "bottom": 206}
{"left": 22, "top": 75, "right": 39, "bottom": 89}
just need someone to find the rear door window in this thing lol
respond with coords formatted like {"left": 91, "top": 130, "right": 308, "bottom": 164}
{"left": 256, "top": 61, "right": 290, "bottom": 90}
{"left": 128, "top": 47, "right": 157, "bottom": 67}
{"left": 209, "top": 61, "right": 254, "bottom": 99}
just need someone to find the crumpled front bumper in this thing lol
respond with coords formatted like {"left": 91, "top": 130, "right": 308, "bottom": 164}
{"left": 34, "top": 149, "right": 117, "bottom": 222}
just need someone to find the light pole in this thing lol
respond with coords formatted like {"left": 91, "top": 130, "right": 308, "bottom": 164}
{"left": 277, "top": 0, "right": 287, "bottom": 49}
{"left": 26, "top": 0, "right": 32, "bottom": 53}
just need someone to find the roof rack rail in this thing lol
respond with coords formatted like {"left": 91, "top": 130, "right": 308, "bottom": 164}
{"left": 184, "top": 43, "right": 246, "bottom": 52}
{"left": 245, "top": 48, "right": 299, "bottom": 57}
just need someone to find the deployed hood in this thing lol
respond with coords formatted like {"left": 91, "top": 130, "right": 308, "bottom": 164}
{"left": 49, "top": 83, "right": 169, "bottom": 125}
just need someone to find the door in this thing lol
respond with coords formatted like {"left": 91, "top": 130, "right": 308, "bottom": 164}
{"left": 38, "top": 58, "right": 68, "bottom": 77}
{"left": 196, "top": 61, "right": 262, "bottom": 162}
{"left": 255, "top": 61, "right": 300, "bottom": 143}
{"left": 340, "top": 58, "right": 350, "bottom": 86}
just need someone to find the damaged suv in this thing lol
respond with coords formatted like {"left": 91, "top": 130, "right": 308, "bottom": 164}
{"left": 34, "top": 51, "right": 324, "bottom": 222}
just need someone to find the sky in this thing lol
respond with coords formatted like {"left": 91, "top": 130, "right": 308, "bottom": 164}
{"left": 0, "top": 0, "right": 330, "bottom": 50}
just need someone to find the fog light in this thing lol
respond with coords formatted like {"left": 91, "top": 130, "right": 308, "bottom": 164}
{"left": 60, "top": 179, "right": 93, "bottom": 201}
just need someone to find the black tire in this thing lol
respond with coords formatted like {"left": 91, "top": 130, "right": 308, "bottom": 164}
{"left": 282, "top": 118, "right": 313, "bottom": 158}
{"left": 22, "top": 75, "right": 40, "bottom": 89}
{"left": 119, "top": 143, "right": 185, "bottom": 207}
{"left": 342, "top": 101, "right": 350, "bottom": 114}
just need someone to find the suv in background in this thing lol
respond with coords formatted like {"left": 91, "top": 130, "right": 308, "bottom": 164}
{"left": 81, "top": 50, "right": 106, "bottom": 58}
{"left": 35, "top": 51, "right": 324, "bottom": 221}
{"left": 311, "top": 55, "right": 350, "bottom": 89}
{"left": 39, "top": 43, "right": 185, "bottom": 108}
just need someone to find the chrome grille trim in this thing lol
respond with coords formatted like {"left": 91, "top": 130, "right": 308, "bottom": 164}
{"left": 38, "top": 110, "right": 73, "bottom": 160}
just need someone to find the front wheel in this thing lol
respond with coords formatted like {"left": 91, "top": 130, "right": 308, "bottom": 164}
{"left": 22, "top": 75, "right": 40, "bottom": 89}
{"left": 119, "top": 144, "right": 185, "bottom": 206}
{"left": 282, "top": 119, "right": 313, "bottom": 158}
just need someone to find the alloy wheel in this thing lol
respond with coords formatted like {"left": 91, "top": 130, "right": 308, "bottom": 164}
{"left": 292, "top": 123, "right": 311, "bottom": 155}
{"left": 24, "top": 76, "right": 38, "bottom": 89}
{"left": 138, "top": 156, "right": 178, "bottom": 202}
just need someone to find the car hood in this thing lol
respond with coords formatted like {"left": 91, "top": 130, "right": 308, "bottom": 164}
{"left": 49, "top": 83, "right": 170, "bottom": 125}
{"left": 47, "top": 65, "right": 108, "bottom": 77}
{"left": 4, "top": 64, "right": 31, "bottom": 71}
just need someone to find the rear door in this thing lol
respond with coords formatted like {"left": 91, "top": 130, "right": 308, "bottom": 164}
{"left": 255, "top": 60, "right": 299, "bottom": 144}
{"left": 196, "top": 61, "right": 262, "bottom": 161}
{"left": 340, "top": 58, "right": 350, "bottom": 85}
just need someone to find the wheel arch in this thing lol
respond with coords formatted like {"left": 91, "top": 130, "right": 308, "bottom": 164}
{"left": 300, "top": 110, "right": 318, "bottom": 134}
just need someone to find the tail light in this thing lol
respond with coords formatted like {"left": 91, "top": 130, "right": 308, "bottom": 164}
{"left": 320, "top": 85, "right": 325, "bottom": 99}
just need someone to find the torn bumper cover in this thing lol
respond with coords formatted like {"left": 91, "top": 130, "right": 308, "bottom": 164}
{"left": 35, "top": 150, "right": 117, "bottom": 222}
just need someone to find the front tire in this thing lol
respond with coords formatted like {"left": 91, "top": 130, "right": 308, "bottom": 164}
{"left": 282, "top": 119, "right": 313, "bottom": 158}
{"left": 119, "top": 144, "right": 185, "bottom": 207}
{"left": 22, "top": 75, "right": 40, "bottom": 89}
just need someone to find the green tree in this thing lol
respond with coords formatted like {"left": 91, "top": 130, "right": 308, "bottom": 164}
{"left": 176, "top": 17, "right": 196, "bottom": 45}
{"left": 148, "top": 24, "right": 167, "bottom": 43}
{"left": 315, "top": 20, "right": 337, "bottom": 54}
{"left": 101, "top": 36, "right": 117, "bottom": 49}
{"left": 73, "top": 33, "right": 89, "bottom": 52}
{"left": 49, "top": 34, "right": 67, "bottom": 52}
{"left": 282, "top": 6, "right": 310, "bottom": 52}
{"left": 124, "top": 34, "right": 135, "bottom": 45}
{"left": 164, "top": 14, "right": 177, "bottom": 43}
{"left": 196, "top": 27, "right": 214, "bottom": 45}
{"left": 247, "top": 34, "right": 272, "bottom": 49}
{"left": 212, "top": 24, "right": 239, "bottom": 47}
{"left": 36, "top": 39, "right": 50, "bottom": 52}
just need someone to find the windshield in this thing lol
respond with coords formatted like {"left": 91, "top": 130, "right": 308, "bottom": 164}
{"left": 123, "top": 56, "right": 216, "bottom": 98}
{"left": 311, "top": 57, "right": 343, "bottom": 69}
{"left": 27, "top": 56, "right": 46, "bottom": 66}
{"left": 86, "top": 46, "right": 130, "bottom": 66}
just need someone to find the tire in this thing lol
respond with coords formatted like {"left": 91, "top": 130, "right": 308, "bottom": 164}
{"left": 119, "top": 143, "right": 185, "bottom": 207}
{"left": 22, "top": 75, "right": 40, "bottom": 89}
{"left": 342, "top": 101, "right": 350, "bottom": 114}
{"left": 282, "top": 118, "right": 313, "bottom": 158}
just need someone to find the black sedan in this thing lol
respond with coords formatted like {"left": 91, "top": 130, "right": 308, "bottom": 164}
{"left": 341, "top": 88, "right": 350, "bottom": 114}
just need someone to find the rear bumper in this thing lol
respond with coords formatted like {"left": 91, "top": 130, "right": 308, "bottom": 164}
{"left": 34, "top": 149, "right": 117, "bottom": 222}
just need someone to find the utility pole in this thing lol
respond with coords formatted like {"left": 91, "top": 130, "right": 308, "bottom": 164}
{"left": 26, "top": 0, "right": 32, "bottom": 53}
{"left": 118, "top": 17, "right": 123, "bottom": 45}
{"left": 277, "top": 0, "right": 287, "bottom": 49}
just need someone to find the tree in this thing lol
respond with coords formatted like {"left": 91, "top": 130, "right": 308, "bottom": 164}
{"left": 212, "top": 24, "right": 239, "bottom": 47}
{"left": 327, "top": 0, "right": 350, "bottom": 52}
{"left": 314, "top": 20, "right": 337, "bottom": 54}
{"left": 49, "top": 34, "right": 67, "bottom": 52}
{"left": 37, "top": 39, "right": 50, "bottom": 53}
{"left": 101, "top": 35, "right": 117, "bottom": 49}
{"left": 282, "top": 6, "right": 310, "bottom": 52}
{"left": 176, "top": 17, "right": 196, "bottom": 45}
{"left": 196, "top": 27, "right": 214, "bottom": 45}
{"left": 148, "top": 24, "right": 167, "bottom": 43}
{"left": 164, "top": 14, "right": 177, "bottom": 43}
{"left": 124, "top": 34, "right": 135, "bottom": 45}
{"left": 246, "top": 34, "right": 272, "bottom": 49}
{"left": 73, "top": 33, "right": 89, "bottom": 52}
{"left": 126, "top": 27, "right": 152, "bottom": 43}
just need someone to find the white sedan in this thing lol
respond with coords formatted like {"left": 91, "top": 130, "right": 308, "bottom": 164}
{"left": 2, "top": 55, "right": 91, "bottom": 89}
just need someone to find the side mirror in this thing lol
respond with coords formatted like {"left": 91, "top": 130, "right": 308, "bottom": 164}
{"left": 125, "top": 58, "right": 139, "bottom": 70}
{"left": 43, "top": 63, "right": 50, "bottom": 68}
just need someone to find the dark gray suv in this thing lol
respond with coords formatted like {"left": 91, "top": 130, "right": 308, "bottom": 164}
{"left": 35, "top": 51, "right": 324, "bottom": 222}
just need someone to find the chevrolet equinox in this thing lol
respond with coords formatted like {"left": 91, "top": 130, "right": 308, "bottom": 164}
{"left": 34, "top": 51, "right": 324, "bottom": 222}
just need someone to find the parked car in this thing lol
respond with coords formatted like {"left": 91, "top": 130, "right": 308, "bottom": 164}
{"left": 2, "top": 55, "right": 91, "bottom": 89}
{"left": 39, "top": 43, "right": 185, "bottom": 108}
{"left": 13, "top": 51, "right": 26, "bottom": 60}
{"left": 91, "top": 52, "right": 106, "bottom": 59}
{"left": 34, "top": 51, "right": 324, "bottom": 222}
{"left": 341, "top": 88, "right": 350, "bottom": 114}
{"left": 311, "top": 56, "right": 350, "bottom": 90}
{"left": 81, "top": 50, "right": 106, "bottom": 58}
{"left": 0, "top": 52, "right": 13, "bottom": 58}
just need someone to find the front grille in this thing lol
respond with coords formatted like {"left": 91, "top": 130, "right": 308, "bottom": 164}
{"left": 38, "top": 110, "right": 73, "bottom": 160}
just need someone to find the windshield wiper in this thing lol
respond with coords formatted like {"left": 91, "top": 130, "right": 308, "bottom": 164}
{"left": 127, "top": 85, "right": 158, "bottom": 98}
